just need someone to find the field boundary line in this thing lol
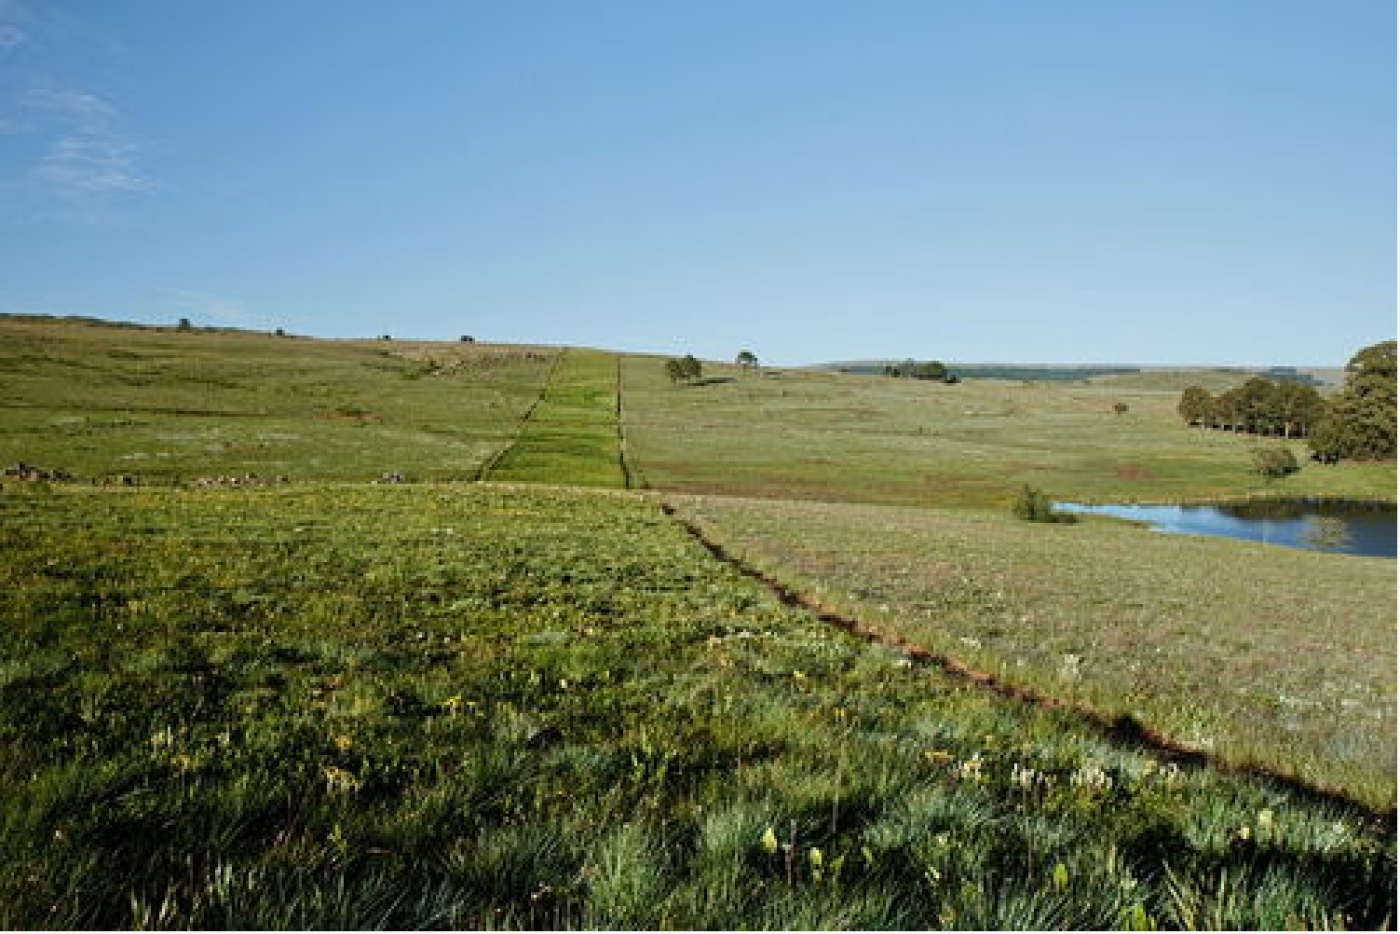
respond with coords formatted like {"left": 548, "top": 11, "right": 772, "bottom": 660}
{"left": 475, "top": 348, "right": 565, "bottom": 482}
{"left": 616, "top": 356, "right": 647, "bottom": 490}
{"left": 658, "top": 499, "right": 1396, "bottom": 830}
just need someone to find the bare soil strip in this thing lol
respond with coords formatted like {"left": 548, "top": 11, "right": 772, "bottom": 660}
{"left": 659, "top": 499, "right": 1396, "bottom": 830}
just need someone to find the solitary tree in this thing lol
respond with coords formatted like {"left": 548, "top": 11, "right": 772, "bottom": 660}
{"left": 736, "top": 350, "right": 759, "bottom": 369}
{"left": 177, "top": 317, "right": 193, "bottom": 332}
{"left": 681, "top": 354, "right": 703, "bottom": 380}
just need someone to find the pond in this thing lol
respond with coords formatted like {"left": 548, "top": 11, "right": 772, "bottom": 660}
{"left": 1053, "top": 498, "right": 1397, "bottom": 558}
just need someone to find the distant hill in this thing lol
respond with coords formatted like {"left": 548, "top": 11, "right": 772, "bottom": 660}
{"left": 815, "top": 360, "right": 1339, "bottom": 385}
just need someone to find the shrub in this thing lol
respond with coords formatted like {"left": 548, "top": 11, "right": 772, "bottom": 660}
{"left": 1012, "top": 486, "right": 1076, "bottom": 523}
{"left": 1250, "top": 446, "right": 1299, "bottom": 479}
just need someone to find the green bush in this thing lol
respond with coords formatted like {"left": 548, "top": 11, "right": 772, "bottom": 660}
{"left": 1012, "top": 485, "right": 1076, "bottom": 523}
{"left": 1250, "top": 446, "right": 1299, "bottom": 478}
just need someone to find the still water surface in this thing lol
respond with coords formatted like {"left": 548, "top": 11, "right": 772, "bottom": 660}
{"left": 1053, "top": 498, "right": 1396, "bottom": 558}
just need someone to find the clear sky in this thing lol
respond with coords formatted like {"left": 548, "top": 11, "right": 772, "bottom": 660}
{"left": 1, "top": 1, "right": 1394, "bottom": 366}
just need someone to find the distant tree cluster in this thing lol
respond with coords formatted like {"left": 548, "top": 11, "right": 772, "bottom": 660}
{"left": 883, "top": 359, "right": 956, "bottom": 382}
{"left": 665, "top": 355, "right": 703, "bottom": 384}
{"left": 1176, "top": 378, "right": 1325, "bottom": 439}
{"left": 1177, "top": 341, "right": 1396, "bottom": 463}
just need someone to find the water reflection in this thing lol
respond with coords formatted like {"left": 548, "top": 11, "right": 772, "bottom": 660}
{"left": 1053, "top": 498, "right": 1396, "bottom": 558}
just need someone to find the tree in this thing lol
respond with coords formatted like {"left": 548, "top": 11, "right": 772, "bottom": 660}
{"left": 1310, "top": 340, "right": 1397, "bottom": 462}
{"left": 273, "top": 327, "right": 286, "bottom": 337}
{"left": 1345, "top": 340, "right": 1397, "bottom": 382}
{"left": 736, "top": 350, "right": 759, "bottom": 369}
{"left": 1178, "top": 385, "right": 1213, "bottom": 426}
{"left": 460, "top": 335, "right": 475, "bottom": 343}
{"left": 1273, "top": 382, "right": 1324, "bottom": 439}
{"left": 177, "top": 317, "right": 193, "bottom": 332}
{"left": 664, "top": 359, "right": 685, "bottom": 383}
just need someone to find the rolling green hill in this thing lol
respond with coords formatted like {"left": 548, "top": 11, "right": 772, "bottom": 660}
{"left": 0, "top": 316, "right": 1393, "bottom": 928}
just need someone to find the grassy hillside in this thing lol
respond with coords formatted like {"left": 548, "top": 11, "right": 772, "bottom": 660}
{"left": 621, "top": 357, "right": 1394, "bottom": 509}
{"left": 666, "top": 494, "right": 1397, "bottom": 809}
{"left": 0, "top": 316, "right": 554, "bottom": 482}
{"left": 0, "top": 485, "right": 1390, "bottom": 928}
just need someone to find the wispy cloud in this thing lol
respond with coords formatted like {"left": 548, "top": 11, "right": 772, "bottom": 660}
{"left": 0, "top": 0, "right": 25, "bottom": 51}
{"left": 163, "top": 289, "right": 257, "bottom": 329}
{"left": 24, "top": 87, "right": 147, "bottom": 196}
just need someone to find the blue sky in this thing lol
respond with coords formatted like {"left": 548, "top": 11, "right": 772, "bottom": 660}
{"left": 0, "top": 1, "right": 1393, "bottom": 366}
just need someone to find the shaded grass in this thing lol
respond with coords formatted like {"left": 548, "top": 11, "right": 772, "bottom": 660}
{"left": 665, "top": 493, "right": 1398, "bottom": 809}
{"left": 0, "top": 485, "right": 1392, "bottom": 928}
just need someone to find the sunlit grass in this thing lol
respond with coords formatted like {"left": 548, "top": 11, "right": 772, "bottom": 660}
{"left": 0, "top": 485, "right": 1391, "bottom": 928}
{"left": 666, "top": 492, "right": 1397, "bottom": 809}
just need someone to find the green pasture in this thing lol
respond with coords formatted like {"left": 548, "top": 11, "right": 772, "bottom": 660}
{"left": 0, "top": 317, "right": 553, "bottom": 482}
{"left": 666, "top": 494, "right": 1398, "bottom": 810}
{"left": 0, "top": 485, "right": 1391, "bottom": 929}
{"left": 486, "top": 348, "right": 625, "bottom": 488}
{"left": 621, "top": 357, "right": 1395, "bottom": 509}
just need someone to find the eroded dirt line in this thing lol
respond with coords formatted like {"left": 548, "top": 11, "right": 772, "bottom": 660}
{"left": 659, "top": 500, "right": 1396, "bottom": 830}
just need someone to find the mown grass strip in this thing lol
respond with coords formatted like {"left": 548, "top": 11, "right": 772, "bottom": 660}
{"left": 474, "top": 349, "right": 564, "bottom": 481}
{"left": 487, "top": 348, "right": 625, "bottom": 488}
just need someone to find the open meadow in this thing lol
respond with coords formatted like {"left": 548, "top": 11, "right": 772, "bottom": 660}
{"left": 622, "top": 356, "right": 1395, "bottom": 509}
{"left": 0, "top": 319, "right": 1394, "bottom": 928}
{"left": 664, "top": 494, "right": 1397, "bottom": 809}
{"left": 0, "top": 485, "right": 1392, "bottom": 929}
{"left": 0, "top": 316, "right": 555, "bottom": 483}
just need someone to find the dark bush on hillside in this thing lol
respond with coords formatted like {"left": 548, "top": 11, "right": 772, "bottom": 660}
{"left": 665, "top": 355, "right": 703, "bottom": 383}
{"left": 1012, "top": 485, "right": 1077, "bottom": 523}
{"left": 1251, "top": 446, "right": 1299, "bottom": 479}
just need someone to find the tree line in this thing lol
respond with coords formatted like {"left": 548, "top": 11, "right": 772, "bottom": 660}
{"left": 1177, "top": 340, "right": 1396, "bottom": 462}
{"left": 883, "top": 359, "right": 958, "bottom": 383}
